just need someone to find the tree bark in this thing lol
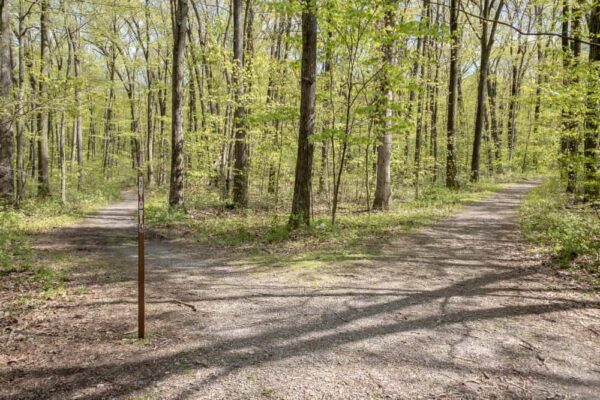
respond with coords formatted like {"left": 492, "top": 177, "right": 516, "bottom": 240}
{"left": 37, "top": 0, "right": 51, "bottom": 197}
{"left": 16, "top": 1, "right": 27, "bottom": 203}
{"left": 145, "top": 1, "right": 155, "bottom": 186}
{"left": 168, "top": 0, "right": 188, "bottom": 208}
{"left": 561, "top": 0, "right": 579, "bottom": 194}
{"left": 290, "top": 0, "right": 317, "bottom": 227}
{"left": 0, "top": 0, "right": 13, "bottom": 201}
{"left": 471, "top": 0, "right": 504, "bottom": 182}
{"left": 232, "top": 0, "right": 249, "bottom": 208}
{"left": 445, "top": 0, "right": 459, "bottom": 188}
{"left": 373, "top": 0, "right": 395, "bottom": 210}
{"left": 68, "top": 27, "right": 84, "bottom": 190}
{"left": 584, "top": 1, "right": 599, "bottom": 199}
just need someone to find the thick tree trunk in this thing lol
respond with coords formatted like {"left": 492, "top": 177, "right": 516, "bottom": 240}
{"left": 373, "top": 1, "right": 395, "bottom": 210}
{"left": 290, "top": 0, "right": 317, "bottom": 227}
{"left": 169, "top": 0, "right": 188, "bottom": 208}
{"left": 445, "top": 0, "right": 459, "bottom": 189}
{"left": 232, "top": 0, "right": 249, "bottom": 208}
{"left": 37, "top": 0, "right": 51, "bottom": 197}
{"left": 471, "top": 0, "right": 504, "bottom": 182}
{"left": 0, "top": 0, "right": 13, "bottom": 201}
{"left": 584, "top": 1, "right": 599, "bottom": 199}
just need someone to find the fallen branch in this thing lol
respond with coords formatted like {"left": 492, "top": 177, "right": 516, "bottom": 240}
{"left": 170, "top": 299, "right": 197, "bottom": 312}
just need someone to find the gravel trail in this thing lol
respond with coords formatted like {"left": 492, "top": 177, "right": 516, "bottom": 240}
{"left": 2, "top": 181, "right": 599, "bottom": 399}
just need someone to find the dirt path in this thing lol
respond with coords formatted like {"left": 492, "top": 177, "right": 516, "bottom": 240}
{"left": 2, "top": 181, "right": 599, "bottom": 399}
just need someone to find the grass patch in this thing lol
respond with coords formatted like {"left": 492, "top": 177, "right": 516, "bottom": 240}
{"left": 147, "top": 181, "right": 503, "bottom": 269}
{"left": 0, "top": 212, "right": 32, "bottom": 275}
{"left": 520, "top": 178, "right": 600, "bottom": 281}
{"left": 15, "top": 167, "right": 129, "bottom": 232}
{"left": 1, "top": 165, "right": 132, "bottom": 296}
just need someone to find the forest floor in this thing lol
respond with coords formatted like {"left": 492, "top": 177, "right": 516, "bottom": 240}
{"left": 1, "top": 181, "right": 600, "bottom": 399}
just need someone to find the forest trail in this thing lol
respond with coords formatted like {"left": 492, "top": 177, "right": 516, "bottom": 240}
{"left": 3, "top": 181, "right": 600, "bottom": 399}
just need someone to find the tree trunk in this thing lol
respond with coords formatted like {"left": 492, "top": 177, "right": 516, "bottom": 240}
{"left": 373, "top": 0, "right": 395, "bottom": 210}
{"left": 232, "top": 0, "right": 249, "bottom": 208}
{"left": 0, "top": 0, "right": 13, "bottom": 201}
{"left": 487, "top": 67, "right": 501, "bottom": 170}
{"left": 103, "top": 48, "right": 116, "bottom": 176}
{"left": 69, "top": 28, "right": 84, "bottom": 190}
{"left": 169, "top": 0, "right": 188, "bottom": 208}
{"left": 445, "top": 0, "right": 459, "bottom": 188}
{"left": 561, "top": 0, "right": 580, "bottom": 194}
{"left": 507, "top": 59, "right": 518, "bottom": 163}
{"left": 414, "top": 0, "right": 430, "bottom": 198}
{"left": 145, "top": 0, "right": 155, "bottom": 186}
{"left": 584, "top": 1, "right": 599, "bottom": 199}
{"left": 59, "top": 112, "right": 67, "bottom": 203}
{"left": 37, "top": 0, "right": 51, "bottom": 197}
{"left": 290, "top": 0, "right": 317, "bottom": 227}
{"left": 16, "top": 2, "right": 27, "bottom": 203}
{"left": 470, "top": 0, "right": 504, "bottom": 182}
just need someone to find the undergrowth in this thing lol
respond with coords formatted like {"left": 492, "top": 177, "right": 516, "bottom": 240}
{"left": 146, "top": 180, "right": 504, "bottom": 268}
{"left": 520, "top": 178, "right": 600, "bottom": 283}
{"left": 0, "top": 165, "right": 131, "bottom": 295}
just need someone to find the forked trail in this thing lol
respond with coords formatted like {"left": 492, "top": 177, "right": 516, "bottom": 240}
{"left": 2, "top": 181, "right": 599, "bottom": 399}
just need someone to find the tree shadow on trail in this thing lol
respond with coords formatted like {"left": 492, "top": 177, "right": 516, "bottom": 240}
{"left": 4, "top": 266, "right": 600, "bottom": 399}
{"left": 8, "top": 181, "right": 599, "bottom": 399}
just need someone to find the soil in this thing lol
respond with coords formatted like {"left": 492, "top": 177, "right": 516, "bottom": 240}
{"left": 1, "top": 181, "right": 599, "bottom": 399}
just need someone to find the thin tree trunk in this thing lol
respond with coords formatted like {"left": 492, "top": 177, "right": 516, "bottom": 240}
{"left": 145, "top": 0, "right": 155, "bottom": 186}
{"left": 414, "top": 0, "right": 430, "bottom": 198}
{"left": 68, "top": 28, "right": 84, "bottom": 190}
{"left": 16, "top": 2, "right": 27, "bottom": 203}
{"left": 59, "top": 112, "right": 67, "bottom": 203}
{"left": 103, "top": 48, "right": 116, "bottom": 176}
{"left": 507, "top": 57, "right": 518, "bottom": 163}
{"left": 561, "top": 0, "right": 579, "bottom": 194}
{"left": 487, "top": 66, "right": 502, "bottom": 170}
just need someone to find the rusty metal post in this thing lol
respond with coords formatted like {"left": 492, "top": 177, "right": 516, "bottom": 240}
{"left": 138, "top": 173, "right": 145, "bottom": 339}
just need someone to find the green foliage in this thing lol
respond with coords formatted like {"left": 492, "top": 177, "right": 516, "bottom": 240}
{"left": 520, "top": 179, "right": 600, "bottom": 276}
{"left": 0, "top": 212, "right": 32, "bottom": 275}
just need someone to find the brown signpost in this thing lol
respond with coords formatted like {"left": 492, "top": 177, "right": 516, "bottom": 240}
{"left": 138, "top": 173, "right": 145, "bottom": 339}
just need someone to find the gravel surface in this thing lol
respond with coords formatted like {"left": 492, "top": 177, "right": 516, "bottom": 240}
{"left": 1, "top": 181, "right": 599, "bottom": 399}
